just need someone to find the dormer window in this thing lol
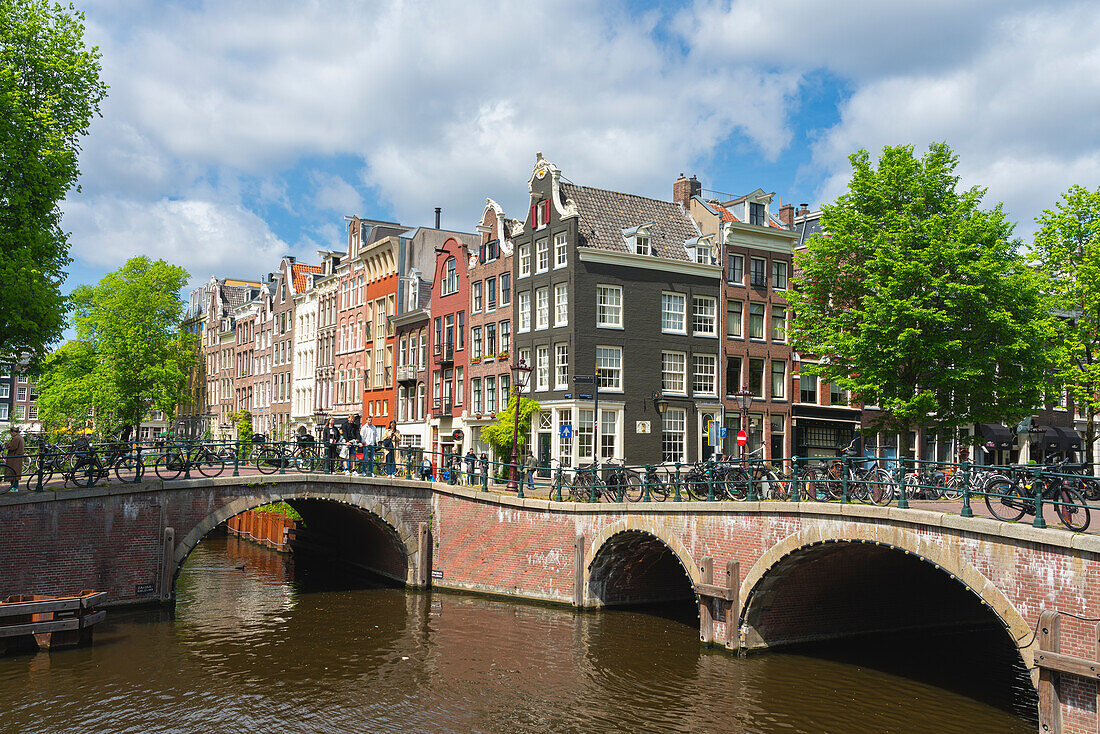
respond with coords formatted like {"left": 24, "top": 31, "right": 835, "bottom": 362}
{"left": 635, "top": 236, "right": 651, "bottom": 256}
{"left": 749, "top": 202, "right": 766, "bottom": 226}
{"left": 692, "top": 245, "right": 710, "bottom": 264}
{"left": 622, "top": 224, "right": 655, "bottom": 256}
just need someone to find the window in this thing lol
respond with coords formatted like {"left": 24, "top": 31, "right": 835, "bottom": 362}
{"left": 725, "top": 356, "right": 742, "bottom": 397}
{"left": 499, "top": 374, "right": 509, "bottom": 403}
{"left": 458, "top": 311, "right": 465, "bottom": 350}
{"left": 728, "top": 253, "right": 744, "bottom": 284}
{"left": 578, "top": 409, "right": 594, "bottom": 460}
{"left": 635, "top": 235, "right": 650, "bottom": 255}
{"left": 600, "top": 410, "right": 617, "bottom": 460}
{"left": 661, "top": 293, "right": 686, "bottom": 333}
{"left": 13, "top": 405, "right": 23, "bottom": 420}
{"left": 472, "top": 379, "right": 482, "bottom": 413}
{"left": 771, "top": 311, "right": 786, "bottom": 342}
{"left": 596, "top": 285, "right": 622, "bottom": 328}
{"left": 750, "top": 258, "right": 767, "bottom": 288}
{"left": 772, "top": 260, "right": 788, "bottom": 290}
{"left": 519, "top": 292, "right": 531, "bottom": 331}
{"left": 830, "top": 382, "right": 849, "bottom": 406}
{"left": 536, "top": 287, "right": 549, "bottom": 330}
{"left": 748, "top": 357, "right": 764, "bottom": 398}
{"left": 471, "top": 327, "right": 482, "bottom": 359}
{"left": 800, "top": 373, "right": 818, "bottom": 403}
{"left": 661, "top": 352, "right": 686, "bottom": 394}
{"left": 749, "top": 201, "right": 765, "bottom": 226}
{"left": 536, "top": 238, "right": 549, "bottom": 272}
{"left": 555, "top": 233, "right": 568, "bottom": 267}
{"left": 558, "top": 408, "right": 573, "bottom": 466}
{"left": 727, "top": 300, "right": 742, "bottom": 338}
{"left": 0, "top": 405, "right": 7, "bottom": 421}
{"left": 0, "top": 384, "right": 7, "bottom": 398}
{"left": 771, "top": 360, "right": 786, "bottom": 400}
{"left": 536, "top": 346, "right": 550, "bottom": 392}
{"left": 501, "top": 321, "right": 511, "bottom": 353}
{"left": 692, "top": 296, "right": 717, "bottom": 336}
{"left": 486, "top": 277, "right": 497, "bottom": 311}
{"left": 486, "top": 375, "right": 497, "bottom": 413}
{"left": 443, "top": 257, "right": 458, "bottom": 294}
{"left": 555, "top": 343, "right": 569, "bottom": 389}
{"left": 749, "top": 303, "right": 765, "bottom": 339}
{"left": 472, "top": 281, "right": 483, "bottom": 312}
{"left": 486, "top": 323, "right": 496, "bottom": 356}
{"left": 554, "top": 283, "right": 568, "bottom": 327}
{"left": 662, "top": 408, "right": 686, "bottom": 463}
{"left": 519, "top": 244, "right": 530, "bottom": 277}
{"left": 692, "top": 245, "right": 710, "bottom": 264}
{"left": 16, "top": 387, "right": 26, "bottom": 401}
{"left": 419, "top": 334, "right": 427, "bottom": 368}
{"left": 28, "top": 405, "right": 38, "bottom": 420}
{"left": 501, "top": 273, "right": 511, "bottom": 305}
{"left": 596, "top": 346, "right": 622, "bottom": 390}
{"left": 692, "top": 354, "right": 717, "bottom": 396}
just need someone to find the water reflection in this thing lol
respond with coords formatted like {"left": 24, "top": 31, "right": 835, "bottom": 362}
{"left": 0, "top": 533, "right": 1035, "bottom": 734}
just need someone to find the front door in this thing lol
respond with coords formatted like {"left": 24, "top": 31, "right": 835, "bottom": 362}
{"left": 538, "top": 432, "right": 551, "bottom": 478}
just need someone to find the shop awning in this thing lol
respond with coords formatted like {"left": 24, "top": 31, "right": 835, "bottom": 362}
{"left": 978, "top": 423, "right": 1014, "bottom": 449}
{"left": 1031, "top": 425, "right": 1081, "bottom": 452}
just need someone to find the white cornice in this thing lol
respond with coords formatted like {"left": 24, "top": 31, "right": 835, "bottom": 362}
{"left": 578, "top": 248, "right": 723, "bottom": 279}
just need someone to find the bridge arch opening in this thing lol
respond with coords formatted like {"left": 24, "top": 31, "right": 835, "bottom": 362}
{"left": 587, "top": 530, "right": 697, "bottom": 610}
{"left": 741, "top": 539, "right": 1037, "bottom": 720}
{"left": 172, "top": 495, "right": 413, "bottom": 596}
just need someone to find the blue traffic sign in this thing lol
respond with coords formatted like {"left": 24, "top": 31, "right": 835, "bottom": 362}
{"left": 560, "top": 424, "right": 573, "bottom": 439}
{"left": 579, "top": 393, "right": 593, "bottom": 400}
{"left": 720, "top": 427, "right": 727, "bottom": 438}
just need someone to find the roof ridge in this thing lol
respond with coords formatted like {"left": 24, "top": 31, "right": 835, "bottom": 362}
{"left": 562, "top": 182, "right": 680, "bottom": 208}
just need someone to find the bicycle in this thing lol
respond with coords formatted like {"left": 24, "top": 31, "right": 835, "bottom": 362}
{"left": 568, "top": 460, "right": 641, "bottom": 502}
{"left": 155, "top": 441, "right": 226, "bottom": 480}
{"left": 984, "top": 461, "right": 1091, "bottom": 531}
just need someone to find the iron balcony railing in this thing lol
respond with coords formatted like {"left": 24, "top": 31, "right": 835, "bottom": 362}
{"left": 433, "top": 341, "right": 454, "bottom": 365}
{"left": 432, "top": 397, "right": 453, "bottom": 417}
{"left": 397, "top": 364, "right": 419, "bottom": 382}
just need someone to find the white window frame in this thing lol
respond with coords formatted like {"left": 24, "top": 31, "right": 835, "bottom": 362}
{"left": 692, "top": 296, "right": 717, "bottom": 337}
{"left": 518, "top": 291, "right": 531, "bottom": 332}
{"left": 596, "top": 345, "right": 622, "bottom": 392}
{"left": 595, "top": 285, "right": 623, "bottom": 329}
{"left": 662, "top": 408, "right": 687, "bottom": 463}
{"left": 661, "top": 351, "right": 687, "bottom": 395}
{"left": 554, "top": 283, "right": 568, "bottom": 327}
{"left": 536, "top": 345, "right": 550, "bottom": 392}
{"left": 555, "top": 343, "right": 569, "bottom": 390}
{"left": 536, "top": 237, "right": 550, "bottom": 273}
{"left": 661, "top": 292, "right": 686, "bottom": 334}
{"left": 635, "top": 235, "right": 650, "bottom": 256}
{"left": 554, "top": 233, "right": 568, "bottom": 268}
{"left": 519, "top": 244, "right": 531, "bottom": 278}
{"left": 536, "top": 287, "right": 549, "bottom": 330}
{"left": 692, "top": 354, "right": 717, "bottom": 396}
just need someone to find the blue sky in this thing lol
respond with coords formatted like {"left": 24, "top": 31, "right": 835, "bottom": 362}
{"left": 61, "top": 0, "right": 1100, "bottom": 295}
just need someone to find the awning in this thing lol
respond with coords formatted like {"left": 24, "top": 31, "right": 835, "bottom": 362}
{"left": 978, "top": 423, "right": 1014, "bottom": 449}
{"left": 1031, "top": 425, "right": 1081, "bottom": 452}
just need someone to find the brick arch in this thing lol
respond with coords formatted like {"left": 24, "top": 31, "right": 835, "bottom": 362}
{"left": 582, "top": 518, "right": 701, "bottom": 608}
{"left": 172, "top": 490, "right": 419, "bottom": 592}
{"left": 738, "top": 525, "right": 1035, "bottom": 670}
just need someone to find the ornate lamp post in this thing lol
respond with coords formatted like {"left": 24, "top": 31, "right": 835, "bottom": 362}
{"left": 734, "top": 385, "right": 754, "bottom": 470}
{"left": 507, "top": 358, "right": 533, "bottom": 493}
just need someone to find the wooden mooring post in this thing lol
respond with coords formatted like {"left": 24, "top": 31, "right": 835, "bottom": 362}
{"left": 694, "top": 558, "right": 739, "bottom": 649}
{"left": 1032, "top": 610, "right": 1100, "bottom": 733}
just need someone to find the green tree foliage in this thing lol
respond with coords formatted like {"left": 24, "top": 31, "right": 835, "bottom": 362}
{"left": 480, "top": 392, "right": 541, "bottom": 467}
{"left": 35, "top": 257, "right": 196, "bottom": 436}
{"left": 0, "top": 0, "right": 108, "bottom": 362}
{"left": 234, "top": 410, "right": 253, "bottom": 445}
{"left": 788, "top": 143, "right": 1058, "bottom": 436}
{"left": 1030, "top": 184, "right": 1100, "bottom": 457}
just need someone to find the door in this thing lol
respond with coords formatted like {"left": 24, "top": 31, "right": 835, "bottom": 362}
{"left": 538, "top": 432, "right": 551, "bottom": 478}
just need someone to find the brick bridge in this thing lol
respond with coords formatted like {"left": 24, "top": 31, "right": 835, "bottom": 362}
{"left": 2, "top": 474, "right": 1099, "bottom": 731}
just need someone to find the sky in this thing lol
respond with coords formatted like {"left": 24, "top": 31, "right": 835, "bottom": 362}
{"left": 61, "top": 0, "right": 1100, "bottom": 295}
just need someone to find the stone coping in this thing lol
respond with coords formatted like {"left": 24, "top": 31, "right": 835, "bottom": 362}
{"left": 3, "top": 472, "right": 1097, "bottom": 555}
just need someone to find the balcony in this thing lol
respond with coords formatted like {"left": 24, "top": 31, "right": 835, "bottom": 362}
{"left": 397, "top": 364, "right": 419, "bottom": 382}
{"left": 432, "top": 397, "right": 453, "bottom": 418}
{"left": 433, "top": 340, "right": 454, "bottom": 365}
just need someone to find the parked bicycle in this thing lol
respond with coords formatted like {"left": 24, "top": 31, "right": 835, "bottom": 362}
{"left": 569, "top": 460, "right": 641, "bottom": 502}
{"left": 984, "top": 461, "right": 1091, "bottom": 531}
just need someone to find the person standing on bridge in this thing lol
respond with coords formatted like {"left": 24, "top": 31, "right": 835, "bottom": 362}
{"left": 5, "top": 426, "right": 24, "bottom": 492}
{"left": 362, "top": 418, "right": 379, "bottom": 476}
{"left": 322, "top": 418, "right": 340, "bottom": 473}
{"left": 383, "top": 420, "right": 400, "bottom": 476}
{"left": 343, "top": 414, "right": 363, "bottom": 476}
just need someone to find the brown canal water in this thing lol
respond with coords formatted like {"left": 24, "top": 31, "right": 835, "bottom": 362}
{"left": 1, "top": 535, "right": 1037, "bottom": 733}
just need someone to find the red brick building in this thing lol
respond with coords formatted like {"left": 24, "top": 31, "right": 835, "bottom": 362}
{"left": 428, "top": 236, "right": 470, "bottom": 456}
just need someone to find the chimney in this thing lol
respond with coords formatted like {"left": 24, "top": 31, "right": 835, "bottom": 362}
{"left": 673, "top": 173, "right": 702, "bottom": 210}
{"left": 434, "top": 207, "right": 441, "bottom": 229}
{"left": 797, "top": 203, "right": 810, "bottom": 218}
{"left": 778, "top": 204, "right": 794, "bottom": 228}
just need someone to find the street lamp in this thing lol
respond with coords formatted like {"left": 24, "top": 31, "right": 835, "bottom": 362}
{"left": 652, "top": 391, "right": 669, "bottom": 415}
{"left": 507, "top": 358, "right": 533, "bottom": 493}
{"left": 313, "top": 409, "right": 329, "bottom": 440}
{"left": 734, "top": 385, "right": 754, "bottom": 469}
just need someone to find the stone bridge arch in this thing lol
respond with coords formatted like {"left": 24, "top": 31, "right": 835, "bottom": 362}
{"left": 171, "top": 489, "right": 421, "bottom": 596}
{"left": 582, "top": 517, "right": 701, "bottom": 608}
{"left": 738, "top": 524, "right": 1035, "bottom": 671}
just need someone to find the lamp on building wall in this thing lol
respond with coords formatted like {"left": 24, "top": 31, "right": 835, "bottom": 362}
{"left": 652, "top": 391, "right": 669, "bottom": 415}
{"left": 734, "top": 385, "right": 754, "bottom": 470}
{"left": 507, "top": 358, "right": 533, "bottom": 494}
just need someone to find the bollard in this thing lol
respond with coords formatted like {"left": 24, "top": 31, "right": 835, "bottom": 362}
{"left": 554, "top": 464, "right": 562, "bottom": 502}
{"left": 960, "top": 460, "right": 973, "bottom": 518}
{"left": 135, "top": 444, "right": 144, "bottom": 483}
{"left": 706, "top": 463, "right": 715, "bottom": 502}
{"left": 232, "top": 440, "right": 240, "bottom": 477}
{"left": 183, "top": 443, "right": 192, "bottom": 481}
{"left": 895, "top": 457, "right": 909, "bottom": 509}
{"left": 747, "top": 461, "right": 758, "bottom": 502}
{"left": 1032, "top": 465, "right": 1046, "bottom": 529}
{"left": 482, "top": 461, "right": 489, "bottom": 492}
{"left": 673, "top": 463, "right": 682, "bottom": 502}
{"left": 791, "top": 456, "right": 800, "bottom": 501}
{"left": 517, "top": 462, "right": 526, "bottom": 500}
{"left": 840, "top": 454, "right": 848, "bottom": 504}
{"left": 589, "top": 467, "right": 598, "bottom": 503}
{"left": 617, "top": 469, "right": 625, "bottom": 503}
{"left": 643, "top": 465, "right": 653, "bottom": 502}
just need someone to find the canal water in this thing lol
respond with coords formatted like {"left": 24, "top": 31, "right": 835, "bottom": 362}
{"left": 1, "top": 535, "right": 1037, "bottom": 733}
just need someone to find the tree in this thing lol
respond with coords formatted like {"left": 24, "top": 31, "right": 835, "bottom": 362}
{"left": 1030, "top": 184, "right": 1100, "bottom": 463}
{"left": 35, "top": 257, "right": 196, "bottom": 436}
{"left": 0, "top": 0, "right": 108, "bottom": 362}
{"left": 788, "top": 143, "right": 1058, "bottom": 438}
{"left": 34, "top": 339, "right": 112, "bottom": 436}
{"left": 480, "top": 392, "right": 541, "bottom": 470}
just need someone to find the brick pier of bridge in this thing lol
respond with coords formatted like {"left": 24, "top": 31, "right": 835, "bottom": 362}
{"left": 3, "top": 474, "right": 1099, "bottom": 731}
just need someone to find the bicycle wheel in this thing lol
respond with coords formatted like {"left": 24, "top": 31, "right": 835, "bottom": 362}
{"left": 870, "top": 469, "right": 895, "bottom": 506}
{"left": 294, "top": 450, "right": 316, "bottom": 473}
{"left": 255, "top": 447, "right": 283, "bottom": 475}
{"left": 941, "top": 474, "right": 963, "bottom": 501}
{"left": 683, "top": 471, "right": 708, "bottom": 501}
{"left": 1056, "top": 487, "right": 1091, "bottom": 532}
{"left": 72, "top": 460, "right": 99, "bottom": 488}
{"left": 647, "top": 476, "right": 669, "bottom": 501}
{"left": 155, "top": 453, "right": 183, "bottom": 481}
{"left": 799, "top": 467, "right": 821, "bottom": 501}
{"left": 623, "top": 471, "right": 643, "bottom": 502}
{"left": 984, "top": 479, "right": 1028, "bottom": 522}
{"left": 724, "top": 470, "right": 751, "bottom": 501}
{"left": 196, "top": 451, "right": 225, "bottom": 478}
{"left": 114, "top": 455, "right": 141, "bottom": 483}
{"left": 569, "top": 472, "right": 593, "bottom": 502}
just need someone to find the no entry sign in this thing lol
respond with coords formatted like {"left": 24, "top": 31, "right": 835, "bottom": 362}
{"left": 736, "top": 429, "right": 748, "bottom": 447}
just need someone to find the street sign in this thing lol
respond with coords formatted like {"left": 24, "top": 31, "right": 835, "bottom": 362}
{"left": 560, "top": 424, "right": 573, "bottom": 439}
{"left": 720, "top": 427, "right": 727, "bottom": 438}
{"left": 707, "top": 420, "right": 722, "bottom": 447}
{"left": 452, "top": 429, "right": 464, "bottom": 442}
{"left": 736, "top": 429, "right": 748, "bottom": 447}
{"left": 573, "top": 375, "right": 595, "bottom": 384}
{"left": 579, "top": 393, "right": 593, "bottom": 400}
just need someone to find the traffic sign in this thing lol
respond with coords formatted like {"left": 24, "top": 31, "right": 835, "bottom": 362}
{"left": 560, "top": 424, "right": 573, "bottom": 439}
{"left": 736, "top": 429, "right": 748, "bottom": 447}
{"left": 579, "top": 393, "right": 593, "bottom": 400}
{"left": 719, "top": 427, "right": 727, "bottom": 438}
{"left": 572, "top": 375, "right": 595, "bottom": 384}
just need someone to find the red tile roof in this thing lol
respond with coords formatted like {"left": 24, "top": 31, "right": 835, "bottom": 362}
{"left": 714, "top": 203, "right": 738, "bottom": 223}
{"left": 291, "top": 263, "right": 322, "bottom": 293}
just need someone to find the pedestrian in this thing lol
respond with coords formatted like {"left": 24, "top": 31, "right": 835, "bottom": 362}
{"left": 420, "top": 454, "right": 433, "bottom": 481}
{"left": 480, "top": 452, "right": 489, "bottom": 486}
{"left": 342, "top": 414, "right": 363, "bottom": 475}
{"left": 525, "top": 449, "right": 536, "bottom": 494}
{"left": 465, "top": 448, "right": 477, "bottom": 485}
{"left": 383, "top": 420, "right": 400, "bottom": 476}
{"left": 5, "top": 427, "right": 25, "bottom": 492}
{"left": 362, "top": 418, "right": 379, "bottom": 476}
{"left": 322, "top": 418, "right": 340, "bottom": 473}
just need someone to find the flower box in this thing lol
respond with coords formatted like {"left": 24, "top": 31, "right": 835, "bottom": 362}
{"left": 470, "top": 357, "right": 482, "bottom": 364}
{"left": 497, "top": 351, "right": 510, "bottom": 360}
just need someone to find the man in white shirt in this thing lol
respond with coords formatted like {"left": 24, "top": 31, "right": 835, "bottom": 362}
{"left": 362, "top": 418, "right": 380, "bottom": 475}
